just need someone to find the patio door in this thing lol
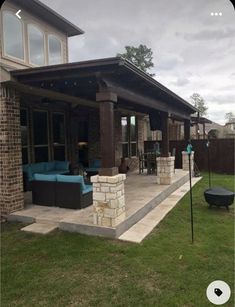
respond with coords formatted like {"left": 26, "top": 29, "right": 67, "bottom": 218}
{"left": 52, "top": 112, "right": 66, "bottom": 161}
{"left": 20, "top": 108, "right": 30, "bottom": 164}
{"left": 33, "top": 110, "right": 49, "bottom": 162}
{"left": 121, "top": 115, "right": 137, "bottom": 158}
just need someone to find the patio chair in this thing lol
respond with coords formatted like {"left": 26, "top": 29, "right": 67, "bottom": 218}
{"left": 32, "top": 174, "right": 56, "bottom": 206}
{"left": 56, "top": 175, "right": 92, "bottom": 209}
{"left": 138, "top": 150, "right": 145, "bottom": 174}
{"left": 146, "top": 151, "right": 157, "bottom": 175}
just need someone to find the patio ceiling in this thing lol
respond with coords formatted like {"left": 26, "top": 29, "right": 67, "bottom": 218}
{"left": 9, "top": 57, "right": 197, "bottom": 119}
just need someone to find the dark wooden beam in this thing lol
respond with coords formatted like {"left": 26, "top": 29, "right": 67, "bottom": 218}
{"left": 102, "top": 78, "right": 191, "bottom": 119}
{"left": 4, "top": 81, "right": 98, "bottom": 109}
{"left": 96, "top": 92, "right": 118, "bottom": 176}
{"left": 184, "top": 119, "right": 191, "bottom": 144}
{"left": 161, "top": 112, "right": 169, "bottom": 157}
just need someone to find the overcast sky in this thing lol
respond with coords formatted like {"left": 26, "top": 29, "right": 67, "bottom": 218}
{"left": 41, "top": 0, "right": 235, "bottom": 124}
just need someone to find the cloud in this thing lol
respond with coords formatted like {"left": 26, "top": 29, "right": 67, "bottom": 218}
{"left": 182, "top": 28, "right": 235, "bottom": 41}
{"left": 41, "top": 0, "right": 235, "bottom": 125}
{"left": 155, "top": 54, "right": 184, "bottom": 71}
{"left": 173, "top": 77, "right": 190, "bottom": 86}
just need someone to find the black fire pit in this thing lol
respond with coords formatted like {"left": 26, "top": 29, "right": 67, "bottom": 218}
{"left": 204, "top": 187, "right": 234, "bottom": 210}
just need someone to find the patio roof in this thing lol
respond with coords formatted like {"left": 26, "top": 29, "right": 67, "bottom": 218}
{"left": 191, "top": 115, "right": 212, "bottom": 124}
{"left": 10, "top": 57, "right": 197, "bottom": 119}
{"left": 10, "top": 0, "right": 84, "bottom": 36}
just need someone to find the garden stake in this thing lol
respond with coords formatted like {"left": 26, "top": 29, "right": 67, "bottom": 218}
{"left": 187, "top": 142, "right": 194, "bottom": 244}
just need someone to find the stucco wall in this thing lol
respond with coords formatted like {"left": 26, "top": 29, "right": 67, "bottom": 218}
{"left": 0, "top": 0, "right": 68, "bottom": 70}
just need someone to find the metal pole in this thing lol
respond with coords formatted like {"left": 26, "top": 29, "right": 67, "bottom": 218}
{"left": 188, "top": 152, "right": 194, "bottom": 244}
{"left": 207, "top": 141, "right": 211, "bottom": 188}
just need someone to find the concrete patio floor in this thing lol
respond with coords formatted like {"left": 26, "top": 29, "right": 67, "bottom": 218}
{"left": 8, "top": 169, "right": 194, "bottom": 238}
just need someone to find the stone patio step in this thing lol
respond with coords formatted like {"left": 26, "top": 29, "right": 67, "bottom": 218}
{"left": 118, "top": 177, "right": 202, "bottom": 243}
{"left": 21, "top": 222, "right": 58, "bottom": 234}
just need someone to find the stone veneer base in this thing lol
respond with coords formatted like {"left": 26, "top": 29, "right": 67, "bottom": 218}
{"left": 91, "top": 174, "right": 126, "bottom": 227}
{"left": 157, "top": 156, "right": 175, "bottom": 185}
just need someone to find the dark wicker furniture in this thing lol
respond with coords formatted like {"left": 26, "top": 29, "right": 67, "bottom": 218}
{"left": 32, "top": 175, "right": 92, "bottom": 209}
{"left": 204, "top": 187, "right": 234, "bottom": 210}
{"left": 56, "top": 181, "right": 92, "bottom": 209}
{"left": 32, "top": 180, "right": 56, "bottom": 207}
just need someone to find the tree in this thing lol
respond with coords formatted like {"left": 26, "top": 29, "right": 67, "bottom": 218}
{"left": 117, "top": 44, "right": 155, "bottom": 76}
{"left": 225, "top": 112, "right": 234, "bottom": 123}
{"left": 190, "top": 93, "right": 208, "bottom": 116}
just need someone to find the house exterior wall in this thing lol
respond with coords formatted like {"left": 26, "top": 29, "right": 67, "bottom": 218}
{"left": 0, "top": 0, "right": 68, "bottom": 70}
{"left": 0, "top": 85, "right": 24, "bottom": 215}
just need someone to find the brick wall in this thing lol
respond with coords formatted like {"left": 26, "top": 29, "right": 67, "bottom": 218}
{"left": 0, "top": 85, "right": 24, "bottom": 215}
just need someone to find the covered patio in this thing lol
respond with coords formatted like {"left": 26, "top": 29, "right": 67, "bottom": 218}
{"left": 1, "top": 57, "right": 196, "bottom": 229}
{"left": 9, "top": 168, "right": 197, "bottom": 238}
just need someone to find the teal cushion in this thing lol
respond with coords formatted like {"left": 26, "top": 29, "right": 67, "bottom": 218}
{"left": 31, "top": 162, "right": 46, "bottom": 174}
{"left": 56, "top": 175, "right": 86, "bottom": 190}
{"left": 91, "top": 159, "right": 101, "bottom": 168}
{"left": 55, "top": 161, "right": 69, "bottom": 171}
{"left": 45, "top": 161, "right": 55, "bottom": 171}
{"left": 28, "top": 168, "right": 34, "bottom": 181}
{"left": 22, "top": 164, "right": 29, "bottom": 173}
{"left": 82, "top": 184, "right": 93, "bottom": 195}
{"left": 33, "top": 173, "right": 57, "bottom": 181}
{"left": 44, "top": 170, "right": 69, "bottom": 175}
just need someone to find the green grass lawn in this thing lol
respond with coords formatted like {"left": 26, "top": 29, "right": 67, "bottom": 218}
{"left": 1, "top": 173, "right": 234, "bottom": 307}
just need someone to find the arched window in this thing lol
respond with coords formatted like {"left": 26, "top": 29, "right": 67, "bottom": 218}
{"left": 48, "top": 35, "right": 62, "bottom": 65}
{"left": 28, "top": 24, "right": 45, "bottom": 65}
{"left": 3, "top": 11, "right": 24, "bottom": 60}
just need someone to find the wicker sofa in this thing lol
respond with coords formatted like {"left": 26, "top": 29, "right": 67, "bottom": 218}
{"left": 32, "top": 174, "right": 92, "bottom": 209}
{"left": 23, "top": 161, "right": 70, "bottom": 191}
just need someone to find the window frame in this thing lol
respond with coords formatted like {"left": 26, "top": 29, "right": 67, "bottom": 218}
{"left": 2, "top": 10, "right": 25, "bottom": 63}
{"left": 48, "top": 34, "right": 63, "bottom": 65}
{"left": 51, "top": 111, "right": 67, "bottom": 160}
{"left": 121, "top": 115, "right": 138, "bottom": 158}
{"left": 27, "top": 23, "right": 46, "bottom": 67}
{"left": 32, "top": 109, "right": 50, "bottom": 162}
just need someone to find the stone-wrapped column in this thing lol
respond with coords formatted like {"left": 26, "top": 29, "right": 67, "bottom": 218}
{"left": 0, "top": 85, "right": 24, "bottom": 215}
{"left": 91, "top": 174, "right": 126, "bottom": 227}
{"left": 182, "top": 151, "right": 194, "bottom": 173}
{"left": 156, "top": 156, "right": 175, "bottom": 185}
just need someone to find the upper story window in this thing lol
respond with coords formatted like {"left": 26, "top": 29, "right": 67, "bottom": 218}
{"left": 28, "top": 24, "right": 45, "bottom": 66}
{"left": 48, "top": 35, "right": 62, "bottom": 65}
{"left": 3, "top": 12, "right": 24, "bottom": 60}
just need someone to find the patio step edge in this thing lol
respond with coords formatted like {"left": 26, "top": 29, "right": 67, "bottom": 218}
{"left": 118, "top": 177, "right": 202, "bottom": 243}
{"left": 21, "top": 222, "right": 58, "bottom": 234}
{"left": 115, "top": 172, "right": 190, "bottom": 238}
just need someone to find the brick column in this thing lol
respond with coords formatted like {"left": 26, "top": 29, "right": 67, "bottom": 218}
{"left": 156, "top": 156, "right": 175, "bottom": 185}
{"left": 0, "top": 85, "right": 24, "bottom": 215}
{"left": 182, "top": 151, "right": 194, "bottom": 173}
{"left": 91, "top": 174, "right": 126, "bottom": 227}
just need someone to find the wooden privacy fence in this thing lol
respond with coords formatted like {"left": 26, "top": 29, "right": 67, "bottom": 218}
{"left": 144, "top": 139, "right": 234, "bottom": 174}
